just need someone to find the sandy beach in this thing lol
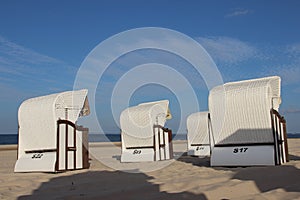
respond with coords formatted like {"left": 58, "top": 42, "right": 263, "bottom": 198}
{"left": 1, "top": 139, "right": 300, "bottom": 200}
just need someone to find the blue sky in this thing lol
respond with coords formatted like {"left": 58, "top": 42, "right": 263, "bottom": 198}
{"left": 1, "top": 1, "right": 300, "bottom": 134}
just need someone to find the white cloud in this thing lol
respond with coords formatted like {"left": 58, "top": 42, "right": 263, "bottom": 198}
{"left": 0, "top": 36, "right": 61, "bottom": 63}
{"left": 261, "top": 43, "right": 300, "bottom": 86}
{"left": 195, "top": 37, "right": 300, "bottom": 87}
{"left": 226, "top": 8, "right": 253, "bottom": 18}
{"left": 0, "top": 35, "right": 75, "bottom": 91}
{"left": 274, "top": 65, "right": 300, "bottom": 85}
{"left": 196, "top": 36, "right": 257, "bottom": 65}
{"left": 281, "top": 108, "right": 300, "bottom": 114}
{"left": 286, "top": 43, "right": 300, "bottom": 59}
{"left": 91, "top": 36, "right": 261, "bottom": 93}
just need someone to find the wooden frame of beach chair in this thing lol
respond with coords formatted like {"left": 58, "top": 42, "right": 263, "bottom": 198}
{"left": 120, "top": 100, "right": 173, "bottom": 162}
{"left": 209, "top": 76, "right": 289, "bottom": 166}
{"left": 14, "top": 89, "right": 90, "bottom": 172}
{"left": 187, "top": 111, "right": 213, "bottom": 157}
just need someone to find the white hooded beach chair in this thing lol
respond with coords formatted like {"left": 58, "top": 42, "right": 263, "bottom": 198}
{"left": 120, "top": 100, "right": 173, "bottom": 162}
{"left": 187, "top": 111, "right": 213, "bottom": 156}
{"left": 209, "top": 76, "right": 288, "bottom": 166}
{"left": 15, "top": 89, "right": 90, "bottom": 172}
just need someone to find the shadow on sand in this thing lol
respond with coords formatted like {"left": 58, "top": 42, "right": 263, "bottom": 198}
{"left": 177, "top": 152, "right": 210, "bottom": 167}
{"left": 178, "top": 153, "right": 300, "bottom": 194}
{"left": 18, "top": 170, "right": 207, "bottom": 200}
{"left": 232, "top": 165, "right": 300, "bottom": 193}
{"left": 289, "top": 154, "right": 300, "bottom": 161}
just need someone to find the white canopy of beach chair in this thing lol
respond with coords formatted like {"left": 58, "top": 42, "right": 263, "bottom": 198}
{"left": 209, "top": 76, "right": 288, "bottom": 166}
{"left": 15, "top": 89, "right": 90, "bottom": 172}
{"left": 120, "top": 100, "right": 173, "bottom": 162}
{"left": 187, "top": 111, "right": 212, "bottom": 156}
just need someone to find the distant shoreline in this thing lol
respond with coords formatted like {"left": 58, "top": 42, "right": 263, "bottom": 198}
{"left": 0, "top": 140, "right": 188, "bottom": 150}
{"left": 0, "top": 133, "right": 188, "bottom": 145}
{"left": 1, "top": 133, "right": 299, "bottom": 145}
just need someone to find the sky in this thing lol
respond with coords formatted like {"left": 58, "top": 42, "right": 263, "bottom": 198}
{"left": 1, "top": 0, "right": 300, "bottom": 134}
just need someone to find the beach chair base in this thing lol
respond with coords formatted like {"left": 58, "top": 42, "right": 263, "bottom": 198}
{"left": 15, "top": 120, "right": 90, "bottom": 172}
{"left": 187, "top": 145, "right": 211, "bottom": 157}
{"left": 211, "top": 145, "right": 276, "bottom": 166}
{"left": 121, "top": 148, "right": 155, "bottom": 162}
{"left": 14, "top": 152, "right": 57, "bottom": 172}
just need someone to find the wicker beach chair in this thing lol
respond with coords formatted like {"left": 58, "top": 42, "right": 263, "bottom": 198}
{"left": 187, "top": 111, "right": 212, "bottom": 157}
{"left": 209, "top": 76, "right": 288, "bottom": 166}
{"left": 120, "top": 100, "right": 173, "bottom": 162}
{"left": 15, "top": 89, "right": 90, "bottom": 172}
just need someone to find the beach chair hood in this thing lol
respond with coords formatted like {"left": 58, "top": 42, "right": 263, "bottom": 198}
{"left": 120, "top": 100, "right": 170, "bottom": 148}
{"left": 209, "top": 76, "right": 281, "bottom": 145}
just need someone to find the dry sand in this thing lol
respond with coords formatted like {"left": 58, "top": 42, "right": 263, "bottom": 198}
{"left": 1, "top": 139, "right": 300, "bottom": 200}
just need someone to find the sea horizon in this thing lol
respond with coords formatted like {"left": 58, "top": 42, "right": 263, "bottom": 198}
{"left": 0, "top": 133, "right": 189, "bottom": 145}
{"left": 1, "top": 133, "right": 300, "bottom": 145}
